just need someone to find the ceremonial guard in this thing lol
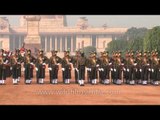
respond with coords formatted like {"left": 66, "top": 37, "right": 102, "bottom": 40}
{"left": 0, "top": 56, "right": 7, "bottom": 85}
{"left": 35, "top": 50, "right": 48, "bottom": 84}
{"left": 99, "top": 51, "right": 112, "bottom": 84}
{"left": 86, "top": 52, "right": 92, "bottom": 83}
{"left": 77, "top": 51, "right": 86, "bottom": 86}
{"left": 61, "top": 50, "right": 73, "bottom": 84}
{"left": 48, "top": 50, "right": 62, "bottom": 84}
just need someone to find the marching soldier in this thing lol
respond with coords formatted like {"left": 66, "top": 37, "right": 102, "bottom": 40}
{"left": 48, "top": 50, "right": 62, "bottom": 84}
{"left": 35, "top": 49, "right": 48, "bottom": 84}
{"left": 86, "top": 52, "right": 92, "bottom": 83}
{"left": 61, "top": 50, "right": 73, "bottom": 84}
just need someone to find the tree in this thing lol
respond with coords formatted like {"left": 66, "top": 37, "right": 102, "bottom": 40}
{"left": 82, "top": 46, "right": 96, "bottom": 57}
{"left": 143, "top": 26, "right": 160, "bottom": 53}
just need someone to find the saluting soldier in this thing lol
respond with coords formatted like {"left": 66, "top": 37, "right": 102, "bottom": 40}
{"left": 35, "top": 49, "right": 48, "bottom": 84}
{"left": 48, "top": 50, "right": 62, "bottom": 84}
{"left": 61, "top": 50, "right": 73, "bottom": 84}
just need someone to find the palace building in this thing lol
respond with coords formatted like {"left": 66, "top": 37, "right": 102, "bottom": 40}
{"left": 0, "top": 15, "right": 128, "bottom": 57}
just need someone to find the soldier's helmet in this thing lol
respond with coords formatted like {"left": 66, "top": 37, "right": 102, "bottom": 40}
{"left": 64, "top": 50, "right": 70, "bottom": 56}
{"left": 143, "top": 51, "right": 147, "bottom": 57}
{"left": 51, "top": 50, "right": 58, "bottom": 53}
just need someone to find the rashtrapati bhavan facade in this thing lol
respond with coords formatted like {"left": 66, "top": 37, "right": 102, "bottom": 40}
{"left": 0, "top": 15, "right": 128, "bottom": 57}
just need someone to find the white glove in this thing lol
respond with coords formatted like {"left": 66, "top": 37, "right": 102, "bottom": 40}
{"left": 121, "top": 63, "right": 124, "bottom": 65}
{"left": 134, "top": 63, "right": 137, "bottom": 66}
{"left": 152, "top": 69, "right": 154, "bottom": 72}
{"left": 109, "top": 63, "right": 112, "bottom": 65}
{"left": 147, "top": 64, "right": 150, "bottom": 66}
{"left": 136, "top": 69, "right": 137, "bottom": 72}
{"left": 10, "top": 67, "right": 12, "bottom": 70}
{"left": 17, "top": 62, "right": 21, "bottom": 64}
{"left": 75, "top": 68, "right": 79, "bottom": 72}
{"left": 114, "top": 69, "right": 116, "bottom": 72}
{"left": 111, "top": 68, "right": 113, "bottom": 71}
{"left": 48, "top": 67, "right": 52, "bottom": 71}
{"left": 23, "top": 68, "right": 25, "bottom": 71}
{"left": 101, "top": 68, "right": 104, "bottom": 71}
{"left": 42, "top": 63, "right": 46, "bottom": 65}
{"left": 57, "top": 63, "right": 60, "bottom": 65}
{"left": 30, "top": 62, "right": 34, "bottom": 65}
{"left": 98, "top": 68, "right": 101, "bottom": 71}
{"left": 96, "top": 64, "right": 99, "bottom": 67}
{"left": 89, "top": 68, "right": 92, "bottom": 71}
{"left": 140, "top": 69, "right": 142, "bottom": 72}
{"left": 35, "top": 68, "right": 38, "bottom": 71}
{"left": 123, "top": 68, "right": 126, "bottom": 71}
{"left": 127, "top": 69, "right": 129, "bottom": 72}
{"left": 148, "top": 68, "right": 151, "bottom": 71}
{"left": 62, "top": 68, "right": 65, "bottom": 71}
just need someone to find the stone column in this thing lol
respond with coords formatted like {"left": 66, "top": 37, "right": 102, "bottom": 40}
{"left": 55, "top": 36, "right": 57, "bottom": 50}
{"left": 65, "top": 36, "right": 67, "bottom": 50}
{"left": 50, "top": 36, "right": 52, "bottom": 51}
{"left": 45, "top": 36, "right": 47, "bottom": 52}
{"left": 70, "top": 36, "right": 73, "bottom": 52}
{"left": 60, "top": 36, "right": 62, "bottom": 52}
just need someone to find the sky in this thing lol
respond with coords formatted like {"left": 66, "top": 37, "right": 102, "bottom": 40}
{"left": 0, "top": 15, "right": 160, "bottom": 29}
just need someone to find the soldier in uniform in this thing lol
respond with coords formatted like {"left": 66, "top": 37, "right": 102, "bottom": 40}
{"left": 15, "top": 49, "right": 24, "bottom": 82}
{"left": 141, "top": 51, "right": 150, "bottom": 85}
{"left": 86, "top": 52, "right": 92, "bottom": 83}
{"left": 0, "top": 56, "right": 7, "bottom": 85}
{"left": 89, "top": 51, "right": 100, "bottom": 85}
{"left": 10, "top": 54, "right": 19, "bottom": 85}
{"left": 61, "top": 50, "right": 73, "bottom": 84}
{"left": 150, "top": 50, "right": 159, "bottom": 85}
{"left": 48, "top": 50, "right": 62, "bottom": 84}
{"left": 112, "top": 51, "right": 125, "bottom": 85}
{"left": 100, "top": 51, "right": 112, "bottom": 84}
{"left": 77, "top": 51, "right": 86, "bottom": 86}
{"left": 23, "top": 49, "right": 36, "bottom": 83}
{"left": 98, "top": 52, "right": 104, "bottom": 84}
{"left": 72, "top": 50, "right": 81, "bottom": 84}
{"left": 35, "top": 49, "right": 48, "bottom": 84}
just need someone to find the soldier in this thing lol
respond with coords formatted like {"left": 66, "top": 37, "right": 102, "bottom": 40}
{"left": 72, "top": 50, "right": 81, "bottom": 84}
{"left": 89, "top": 51, "right": 100, "bottom": 85}
{"left": 86, "top": 52, "right": 92, "bottom": 83}
{"left": 150, "top": 50, "right": 159, "bottom": 85}
{"left": 23, "top": 49, "right": 36, "bottom": 83}
{"left": 35, "top": 49, "right": 48, "bottom": 84}
{"left": 48, "top": 50, "right": 62, "bottom": 84}
{"left": 15, "top": 49, "right": 23, "bottom": 82}
{"left": 77, "top": 51, "right": 86, "bottom": 86}
{"left": 61, "top": 50, "right": 73, "bottom": 84}
{"left": 135, "top": 51, "right": 143, "bottom": 84}
{"left": 100, "top": 51, "right": 112, "bottom": 85}
{"left": 112, "top": 51, "right": 125, "bottom": 85}
{"left": 10, "top": 54, "right": 19, "bottom": 85}
{"left": 0, "top": 57, "right": 7, "bottom": 85}
{"left": 141, "top": 51, "right": 150, "bottom": 85}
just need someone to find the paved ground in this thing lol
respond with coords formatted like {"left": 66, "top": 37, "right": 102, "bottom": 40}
{"left": 0, "top": 70, "right": 160, "bottom": 105}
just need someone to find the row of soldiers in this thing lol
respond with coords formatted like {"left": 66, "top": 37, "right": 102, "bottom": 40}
{"left": 0, "top": 48, "right": 160, "bottom": 86}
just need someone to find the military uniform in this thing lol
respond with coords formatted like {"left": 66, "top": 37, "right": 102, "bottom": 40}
{"left": 0, "top": 57, "right": 7, "bottom": 85}
{"left": 77, "top": 51, "right": 86, "bottom": 86}
{"left": 35, "top": 50, "right": 48, "bottom": 84}
{"left": 61, "top": 50, "right": 73, "bottom": 84}
{"left": 86, "top": 53, "right": 92, "bottom": 83}
{"left": 48, "top": 50, "right": 62, "bottom": 84}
